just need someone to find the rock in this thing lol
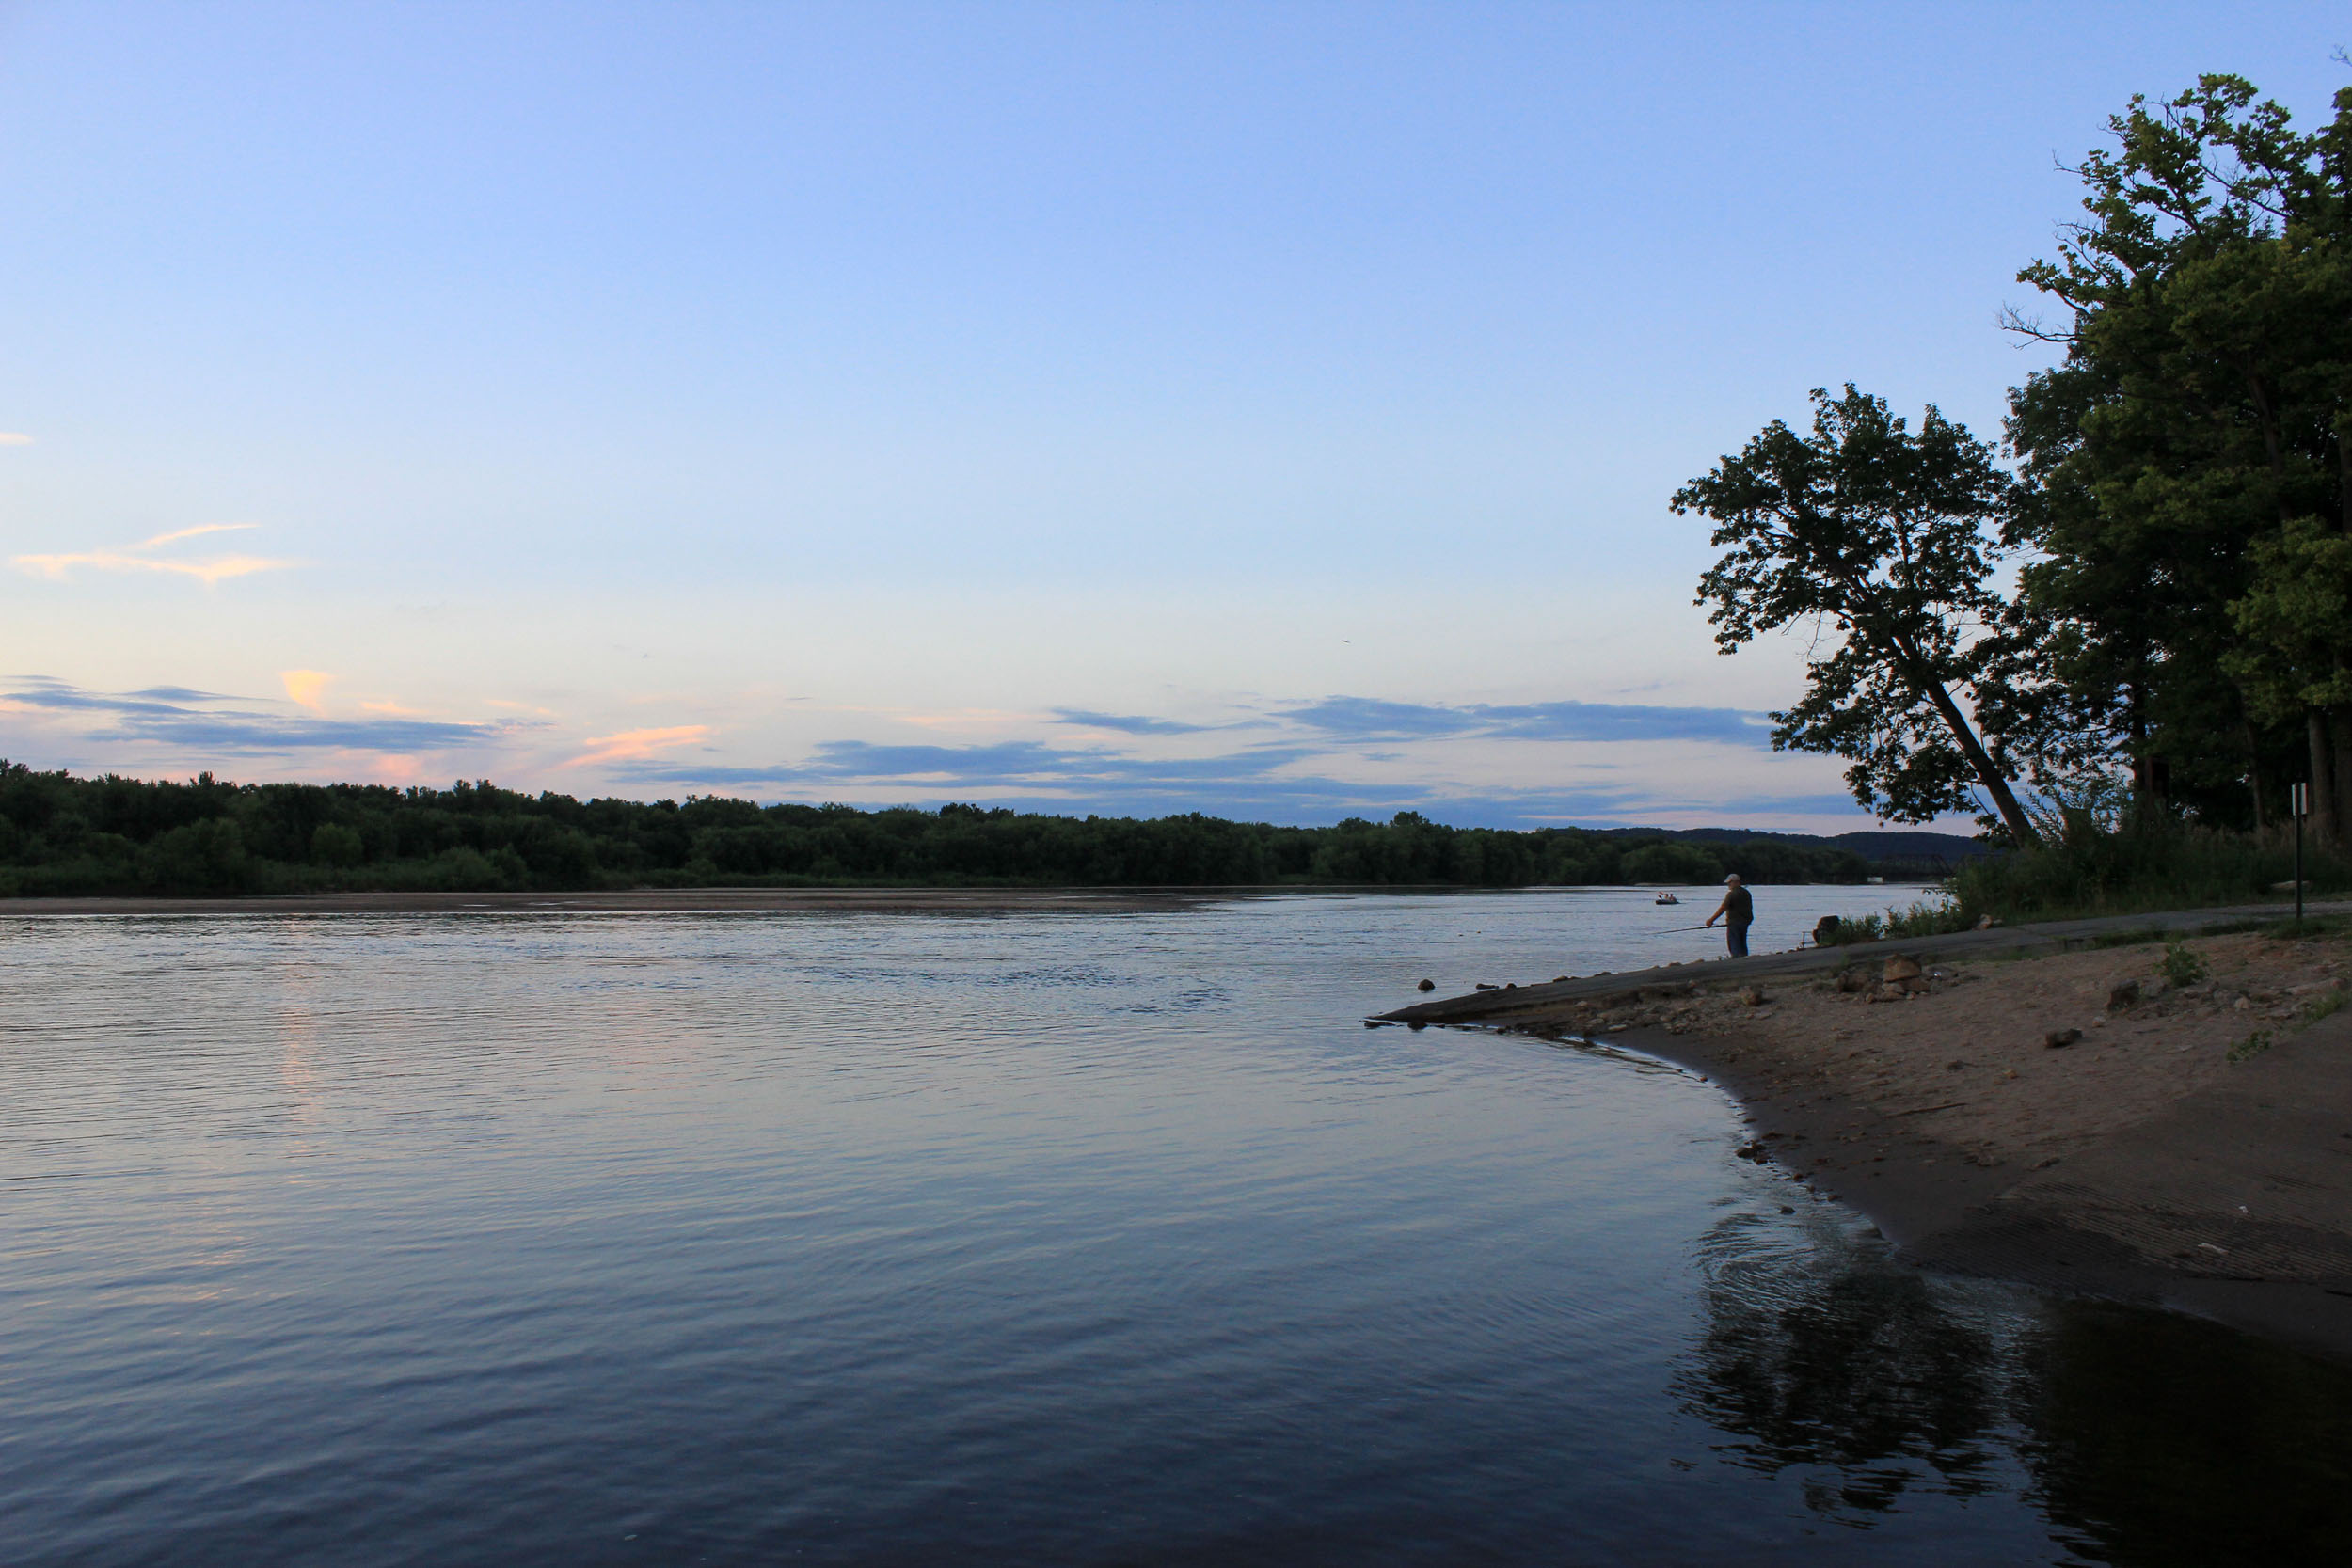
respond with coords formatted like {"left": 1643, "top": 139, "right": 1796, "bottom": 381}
{"left": 1476, "top": 982, "right": 1499, "bottom": 990}
{"left": 2045, "top": 1027, "right": 2082, "bottom": 1049}
{"left": 1835, "top": 966, "right": 1874, "bottom": 993}
{"left": 1976, "top": 914, "right": 1995, "bottom": 929}
{"left": 1417, "top": 978, "right": 1435, "bottom": 992}
{"left": 1882, "top": 955, "right": 1924, "bottom": 984}
{"left": 1738, "top": 985, "right": 1770, "bottom": 1007}
{"left": 2106, "top": 979, "right": 2140, "bottom": 1011}
{"left": 1946, "top": 1058, "right": 1968, "bottom": 1070}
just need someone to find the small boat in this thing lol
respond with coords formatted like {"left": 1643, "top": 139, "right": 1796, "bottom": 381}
{"left": 1655, "top": 892, "right": 1679, "bottom": 905}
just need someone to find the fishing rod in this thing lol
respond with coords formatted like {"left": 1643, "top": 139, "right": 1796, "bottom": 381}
{"left": 1647, "top": 923, "right": 1719, "bottom": 936}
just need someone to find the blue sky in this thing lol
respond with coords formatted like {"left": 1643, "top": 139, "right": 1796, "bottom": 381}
{"left": 2, "top": 3, "right": 2344, "bottom": 830}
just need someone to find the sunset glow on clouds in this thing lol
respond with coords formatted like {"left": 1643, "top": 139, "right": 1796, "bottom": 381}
{"left": 280, "top": 670, "right": 334, "bottom": 710}
{"left": 12, "top": 524, "right": 296, "bottom": 587}
{"left": 561, "top": 726, "right": 712, "bottom": 769}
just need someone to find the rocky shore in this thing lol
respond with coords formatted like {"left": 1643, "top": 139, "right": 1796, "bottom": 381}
{"left": 1381, "top": 906, "right": 2352, "bottom": 1362}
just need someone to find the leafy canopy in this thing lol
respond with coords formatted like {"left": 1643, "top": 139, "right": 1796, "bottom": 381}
{"left": 1676, "top": 386, "right": 2036, "bottom": 843}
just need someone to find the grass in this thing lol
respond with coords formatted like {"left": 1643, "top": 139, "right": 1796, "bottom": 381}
{"left": 1951, "top": 814, "right": 2352, "bottom": 927}
{"left": 2262, "top": 913, "right": 2352, "bottom": 941}
{"left": 2229, "top": 1029, "right": 2275, "bottom": 1064}
{"left": 1815, "top": 897, "right": 1974, "bottom": 946}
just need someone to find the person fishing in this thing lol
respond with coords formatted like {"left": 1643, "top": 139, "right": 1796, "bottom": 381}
{"left": 1702, "top": 873, "right": 1753, "bottom": 958}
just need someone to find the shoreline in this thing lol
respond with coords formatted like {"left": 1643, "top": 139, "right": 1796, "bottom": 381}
{"left": 0, "top": 886, "right": 1246, "bottom": 917}
{"left": 1629, "top": 1011, "right": 2352, "bottom": 1363}
{"left": 1382, "top": 903, "right": 2352, "bottom": 1363}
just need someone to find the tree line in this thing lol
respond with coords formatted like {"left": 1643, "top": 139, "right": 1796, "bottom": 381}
{"left": 1677, "top": 72, "right": 2352, "bottom": 851}
{"left": 0, "top": 763, "right": 1874, "bottom": 895}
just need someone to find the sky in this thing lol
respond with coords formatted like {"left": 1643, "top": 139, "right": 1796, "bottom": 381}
{"left": 2, "top": 3, "right": 2344, "bottom": 832}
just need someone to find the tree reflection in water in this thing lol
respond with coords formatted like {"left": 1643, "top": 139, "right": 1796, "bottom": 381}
{"left": 1679, "top": 1210, "right": 2352, "bottom": 1566}
{"left": 1677, "top": 1212, "right": 2013, "bottom": 1522}
{"left": 2015, "top": 1300, "right": 2352, "bottom": 1568}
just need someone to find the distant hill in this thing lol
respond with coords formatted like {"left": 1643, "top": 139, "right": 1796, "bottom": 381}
{"left": 1583, "top": 824, "right": 1986, "bottom": 877}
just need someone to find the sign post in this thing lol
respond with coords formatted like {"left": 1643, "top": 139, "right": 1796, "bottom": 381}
{"left": 2292, "top": 782, "right": 2309, "bottom": 927}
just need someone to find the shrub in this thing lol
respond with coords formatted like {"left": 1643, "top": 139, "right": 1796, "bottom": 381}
{"left": 1951, "top": 800, "right": 2352, "bottom": 925}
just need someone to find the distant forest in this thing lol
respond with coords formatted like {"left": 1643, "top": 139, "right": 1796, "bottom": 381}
{"left": 0, "top": 763, "right": 1970, "bottom": 896}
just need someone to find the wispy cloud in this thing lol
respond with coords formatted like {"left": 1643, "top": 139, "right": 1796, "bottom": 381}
{"left": 562, "top": 725, "right": 710, "bottom": 768}
{"left": 606, "top": 738, "right": 1682, "bottom": 826}
{"left": 1279, "top": 696, "right": 1771, "bottom": 747}
{"left": 0, "top": 432, "right": 32, "bottom": 446}
{"left": 1052, "top": 708, "right": 1221, "bottom": 736}
{"left": 2, "top": 676, "right": 503, "bottom": 753}
{"left": 12, "top": 523, "right": 297, "bottom": 586}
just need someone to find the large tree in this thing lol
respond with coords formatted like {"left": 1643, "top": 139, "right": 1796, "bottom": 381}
{"left": 2005, "top": 74, "right": 2352, "bottom": 840}
{"left": 1676, "top": 386, "right": 2042, "bottom": 847}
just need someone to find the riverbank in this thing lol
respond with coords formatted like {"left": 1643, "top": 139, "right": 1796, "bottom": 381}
{"left": 0, "top": 886, "right": 1231, "bottom": 916}
{"left": 1380, "top": 903, "right": 2352, "bottom": 1361}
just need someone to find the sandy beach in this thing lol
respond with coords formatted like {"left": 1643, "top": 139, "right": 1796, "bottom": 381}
{"left": 1386, "top": 911, "right": 2352, "bottom": 1360}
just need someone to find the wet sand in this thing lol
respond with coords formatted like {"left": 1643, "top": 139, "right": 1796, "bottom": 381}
{"left": 1381, "top": 905, "right": 2352, "bottom": 1361}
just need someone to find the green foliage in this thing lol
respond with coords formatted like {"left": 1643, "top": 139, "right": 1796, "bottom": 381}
{"left": 1675, "top": 386, "right": 2041, "bottom": 845}
{"left": 1619, "top": 841, "right": 1724, "bottom": 884}
{"left": 1949, "top": 805, "right": 2352, "bottom": 924}
{"left": 2004, "top": 73, "right": 2352, "bottom": 827}
{"left": 1816, "top": 898, "right": 1971, "bottom": 945}
{"left": 2160, "top": 941, "right": 2210, "bottom": 990}
{"left": 310, "top": 823, "right": 364, "bottom": 867}
{"left": 0, "top": 761, "right": 1875, "bottom": 897}
{"left": 142, "top": 817, "right": 250, "bottom": 894}
{"left": 2228, "top": 1029, "right": 2273, "bottom": 1064}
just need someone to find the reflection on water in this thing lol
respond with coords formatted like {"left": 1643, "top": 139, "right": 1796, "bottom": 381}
{"left": 2019, "top": 1303, "right": 2352, "bottom": 1568}
{"left": 1683, "top": 1217, "right": 2008, "bottom": 1520}
{"left": 0, "top": 892, "right": 2347, "bottom": 1566}
{"left": 1681, "top": 1212, "right": 2352, "bottom": 1567}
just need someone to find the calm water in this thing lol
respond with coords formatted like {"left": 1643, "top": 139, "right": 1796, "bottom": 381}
{"left": 4, "top": 888, "right": 2349, "bottom": 1567}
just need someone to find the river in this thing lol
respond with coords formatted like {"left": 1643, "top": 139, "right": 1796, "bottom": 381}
{"left": 4, "top": 888, "right": 2347, "bottom": 1565}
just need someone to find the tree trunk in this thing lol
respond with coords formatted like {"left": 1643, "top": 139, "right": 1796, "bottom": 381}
{"left": 1919, "top": 678, "right": 2042, "bottom": 847}
{"left": 2246, "top": 721, "right": 2267, "bottom": 832}
{"left": 2127, "top": 677, "right": 2152, "bottom": 800}
{"left": 2335, "top": 705, "right": 2352, "bottom": 851}
{"left": 2311, "top": 709, "right": 2343, "bottom": 848}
